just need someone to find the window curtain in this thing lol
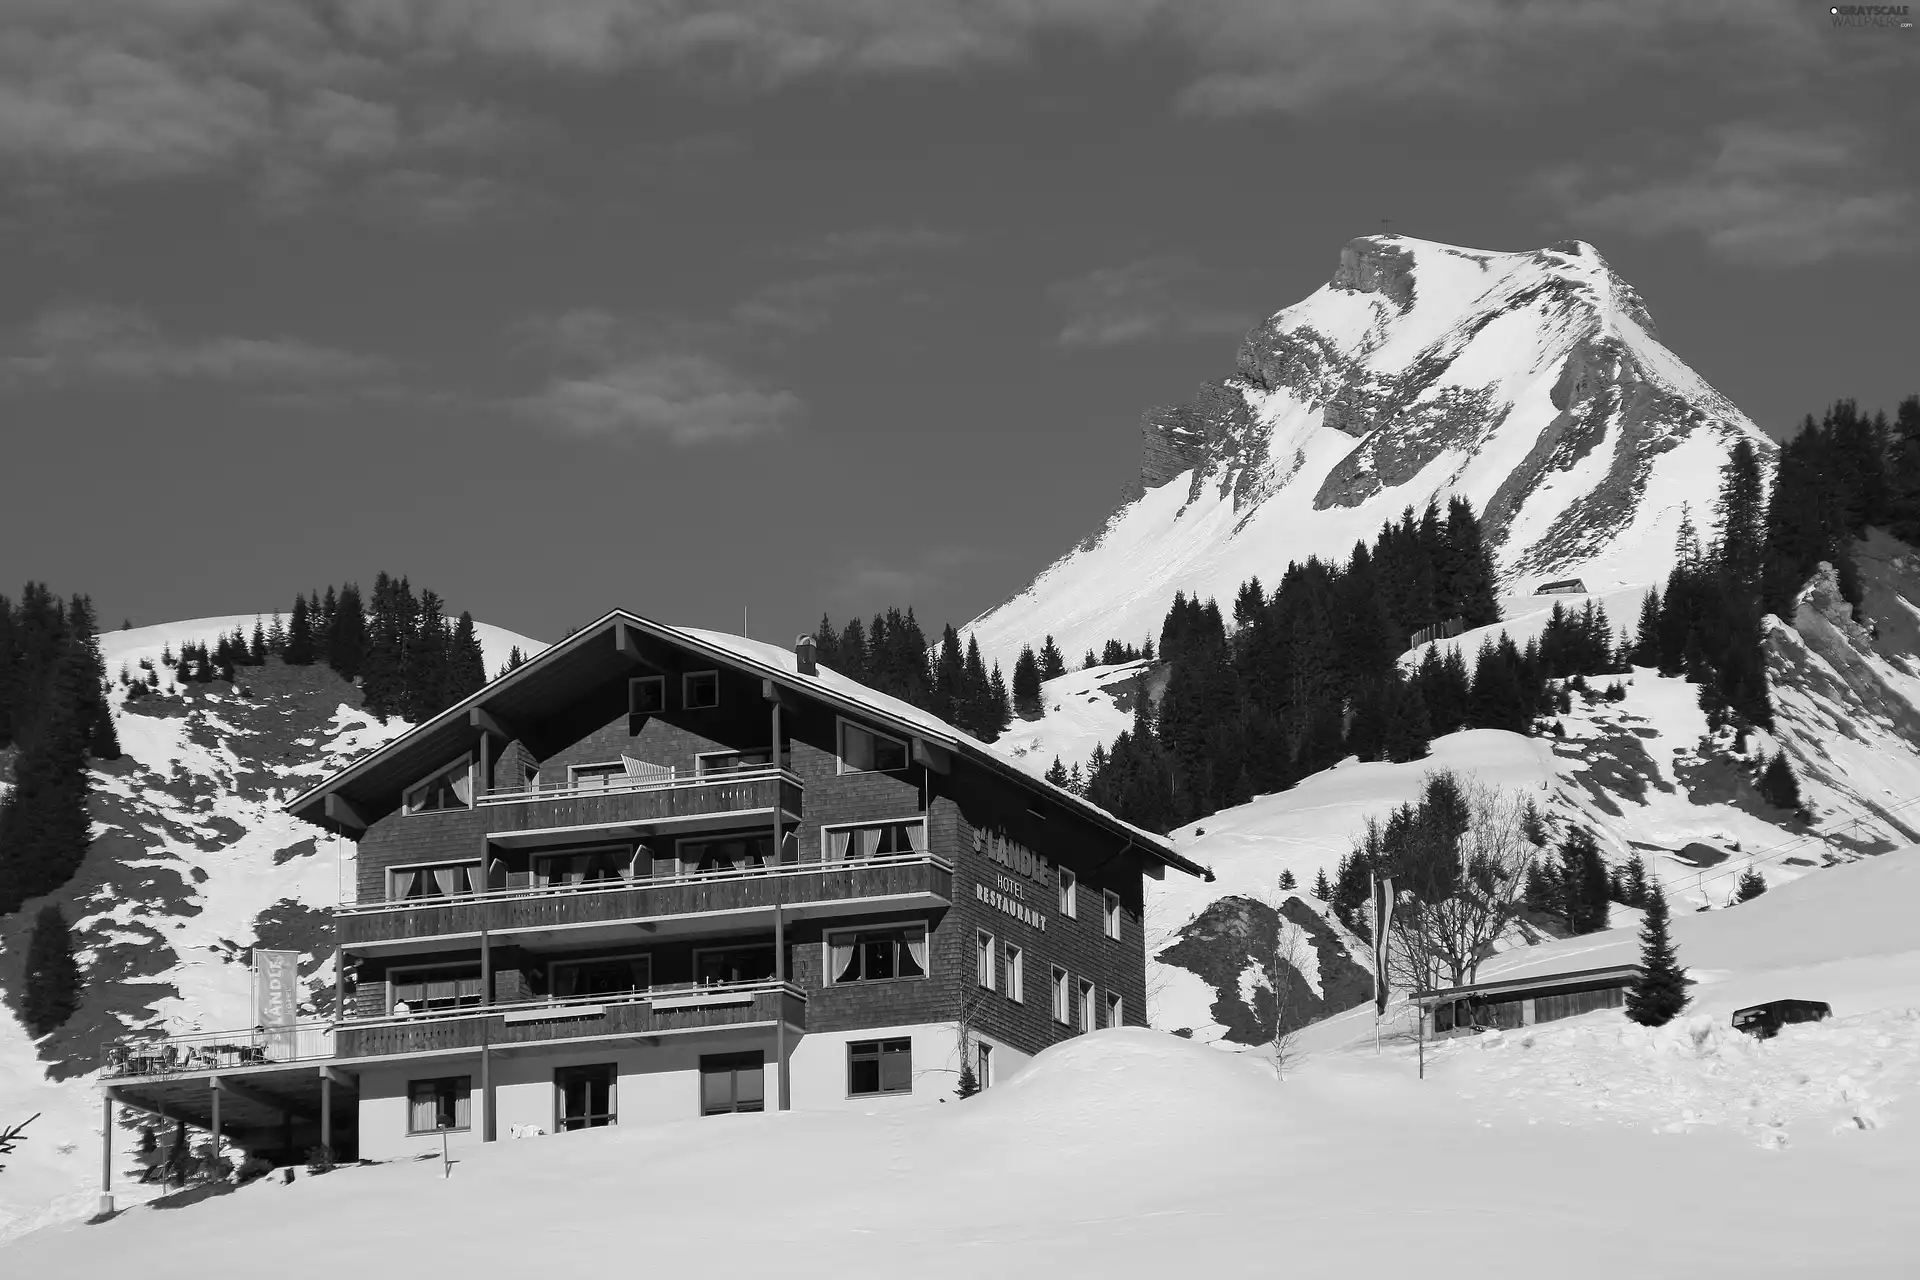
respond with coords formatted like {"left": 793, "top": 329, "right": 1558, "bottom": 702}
{"left": 452, "top": 1086, "right": 471, "bottom": 1130}
{"left": 451, "top": 767, "right": 472, "bottom": 806}
{"left": 830, "top": 938, "right": 857, "bottom": 983}
{"left": 905, "top": 930, "right": 928, "bottom": 975}
{"left": 904, "top": 822, "right": 926, "bottom": 852}
{"left": 854, "top": 827, "right": 882, "bottom": 859}
{"left": 825, "top": 830, "right": 851, "bottom": 861}
{"left": 409, "top": 1090, "right": 438, "bottom": 1133}
{"left": 433, "top": 866, "right": 462, "bottom": 897}
{"left": 393, "top": 869, "right": 420, "bottom": 901}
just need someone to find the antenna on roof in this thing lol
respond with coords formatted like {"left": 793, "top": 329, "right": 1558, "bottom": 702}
{"left": 743, "top": 607, "right": 748, "bottom": 638}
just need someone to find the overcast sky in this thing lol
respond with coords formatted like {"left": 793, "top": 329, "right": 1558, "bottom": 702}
{"left": 1, "top": 2, "right": 1913, "bottom": 648}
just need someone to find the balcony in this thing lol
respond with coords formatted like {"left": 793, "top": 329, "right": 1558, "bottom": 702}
{"left": 102, "top": 1022, "right": 337, "bottom": 1082}
{"left": 476, "top": 767, "right": 803, "bottom": 846}
{"left": 336, "top": 852, "right": 954, "bottom": 951}
{"left": 332, "top": 981, "right": 806, "bottom": 1060}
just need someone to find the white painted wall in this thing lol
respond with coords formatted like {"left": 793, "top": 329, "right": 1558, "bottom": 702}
{"left": 355, "top": 1024, "right": 1033, "bottom": 1161}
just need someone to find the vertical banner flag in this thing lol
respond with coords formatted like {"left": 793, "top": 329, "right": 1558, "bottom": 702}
{"left": 253, "top": 949, "right": 301, "bottom": 1060}
{"left": 1372, "top": 878, "right": 1394, "bottom": 1016}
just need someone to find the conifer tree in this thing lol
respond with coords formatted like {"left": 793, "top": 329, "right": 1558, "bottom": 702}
{"left": 360, "top": 574, "right": 412, "bottom": 720}
{"left": 1625, "top": 887, "right": 1688, "bottom": 1026}
{"left": 267, "top": 610, "right": 286, "bottom": 654}
{"left": 960, "top": 635, "right": 990, "bottom": 735}
{"left": 1714, "top": 438, "right": 1767, "bottom": 597}
{"left": 0, "top": 643, "right": 93, "bottom": 914}
{"left": 506, "top": 645, "right": 526, "bottom": 671}
{"left": 1759, "top": 753, "right": 1803, "bottom": 812}
{"left": 1083, "top": 649, "right": 1098, "bottom": 670}
{"left": 986, "top": 663, "right": 1012, "bottom": 741}
{"left": 249, "top": 618, "right": 267, "bottom": 665}
{"left": 1039, "top": 636, "right": 1066, "bottom": 681}
{"left": 1557, "top": 827, "right": 1610, "bottom": 934}
{"left": 933, "top": 625, "right": 965, "bottom": 724}
{"left": 326, "top": 583, "right": 367, "bottom": 680}
{"left": 403, "top": 590, "right": 452, "bottom": 721}
{"left": 812, "top": 615, "right": 841, "bottom": 672}
{"left": 838, "top": 617, "right": 869, "bottom": 685}
{"left": 22, "top": 904, "right": 81, "bottom": 1037}
{"left": 1734, "top": 867, "right": 1767, "bottom": 903}
{"left": 449, "top": 612, "right": 487, "bottom": 700}
{"left": 1044, "top": 757, "right": 1069, "bottom": 787}
{"left": 1012, "top": 645, "right": 1042, "bottom": 719}
{"left": 1622, "top": 851, "right": 1650, "bottom": 908}
{"left": 286, "top": 594, "right": 316, "bottom": 665}
{"left": 1278, "top": 868, "right": 1297, "bottom": 891}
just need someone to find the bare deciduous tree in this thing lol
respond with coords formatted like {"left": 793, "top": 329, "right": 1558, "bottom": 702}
{"left": 0, "top": 1113, "right": 36, "bottom": 1172}
{"left": 1263, "top": 890, "right": 1315, "bottom": 1080}
{"left": 1353, "top": 772, "right": 1538, "bottom": 993}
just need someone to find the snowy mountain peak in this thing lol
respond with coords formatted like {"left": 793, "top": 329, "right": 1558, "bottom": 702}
{"left": 974, "top": 235, "right": 1770, "bottom": 671}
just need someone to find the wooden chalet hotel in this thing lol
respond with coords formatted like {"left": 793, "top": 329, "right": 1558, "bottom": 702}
{"left": 96, "top": 610, "right": 1206, "bottom": 1196}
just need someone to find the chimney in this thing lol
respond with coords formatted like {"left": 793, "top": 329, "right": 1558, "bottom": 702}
{"left": 795, "top": 634, "right": 817, "bottom": 676}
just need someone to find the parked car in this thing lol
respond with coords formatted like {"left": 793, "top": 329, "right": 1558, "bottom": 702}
{"left": 1731, "top": 999, "right": 1832, "bottom": 1040}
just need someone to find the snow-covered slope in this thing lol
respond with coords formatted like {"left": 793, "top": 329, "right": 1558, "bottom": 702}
{"left": 967, "top": 235, "right": 1771, "bottom": 671}
{"left": 0, "top": 618, "right": 544, "bottom": 1240}
{"left": 8, "top": 849, "right": 1917, "bottom": 1278}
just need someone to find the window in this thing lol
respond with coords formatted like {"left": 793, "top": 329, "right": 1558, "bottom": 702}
{"left": 532, "top": 845, "right": 630, "bottom": 888}
{"left": 696, "top": 748, "right": 786, "bottom": 775}
{"left": 828, "top": 925, "right": 928, "bottom": 984}
{"left": 1051, "top": 966, "right": 1070, "bottom": 1024}
{"left": 822, "top": 818, "right": 926, "bottom": 861}
{"left": 1004, "top": 943, "right": 1024, "bottom": 1004}
{"left": 976, "top": 930, "right": 996, "bottom": 991}
{"left": 569, "top": 761, "right": 626, "bottom": 791}
{"left": 838, "top": 720, "right": 909, "bottom": 773}
{"left": 550, "top": 954, "right": 649, "bottom": 999}
{"left": 629, "top": 676, "right": 666, "bottom": 716}
{"left": 387, "top": 861, "right": 482, "bottom": 901}
{"left": 977, "top": 1042, "right": 993, "bottom": 1090}
{"left": 1059, "top": 867, "right": 1077, "bottom": 917}
{"left": 403, "top": 756, "right": 471, "bottom": 814}
{"left": 701, "top": 1051, "right": 766, "bottom": 1115}
{"left": 555, "top": 1064, "right": 616, "bottom": 1131}
{"left": 694, "top": 945, "right": 776, "bottom": 985}
{"left": 407, "top": 1076, "right": 471, "bottom": 1134}
{"left": 1106, "top": 991, "right": 1124, "bottom": 1028}
{"left": 678, "top": 833, "right": 773, "bottom": 875}
{"left": 683, "top": 670, "right": 720, "bottom": 710}
{"left": 390, "top": 965, "right": 483, "bottom": 1014}
{"left": 848, "top": 1038, "right": 912, "bottom": 1096}
{"left": 1078, "top": 979, "right": 1095, "bottom": 1034}
{"left": 1103, "top": 890, "right": 1122, "bottom": 941}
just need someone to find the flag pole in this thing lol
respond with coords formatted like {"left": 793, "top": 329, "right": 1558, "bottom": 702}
{"left": 1371, "top": 871, "right": 1380, "bottom": 1055}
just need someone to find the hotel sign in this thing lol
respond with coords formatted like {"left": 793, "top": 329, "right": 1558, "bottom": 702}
{"left": 976, "top": 881, "right": 1048, "bottom": 932}
{"left": 974, "top": 828, "right": 1051, "bottom": 882}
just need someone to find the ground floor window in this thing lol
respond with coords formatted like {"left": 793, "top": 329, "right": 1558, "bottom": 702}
{"left": 977, "top": 1042, "right": 993, "bottom": 1090}
{"left": 700, "top": 1051, "right": 766, "bottom": 1115}
{"left": 407, "top": 1076, "right": 471, "bottom": 1134}
{"left": 555, "top": 1063, "right": 617, "bottom": 1131}
{"left": 1052, "top": 966, "right": 1070, "bottom": 1023}
{"left": 848, "top": 1038, "right": 912, "bottom": 1096}
{"left": 1078, "top": 979, "right": 1095, "bottom": 1034}
{"left": 1106, "top": 991, "right": 1123, "bottom": 1027}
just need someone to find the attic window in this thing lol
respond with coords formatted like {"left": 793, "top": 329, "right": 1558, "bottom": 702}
{"left": 629, "top": 676, "right": 665, "bottom": 716}
{"left": 683, "top": 671, "right": 720, "bottom": 710}
{"left": 404, "top": 756, "right": 472, "bottom": 814}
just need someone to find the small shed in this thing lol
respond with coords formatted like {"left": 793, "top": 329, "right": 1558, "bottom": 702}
{"left": 1535, "top": 578, "right": 1588, "bottom": 595}
{"left": 1414, "top": 963, "right": 1641, "bottom": 1037}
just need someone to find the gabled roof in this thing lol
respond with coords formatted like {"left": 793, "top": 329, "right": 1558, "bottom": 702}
{"left": 1413, "top": 963, "right": 1643, "bottom": 1003}
{"left": 284, "top": 608, "right": 1208, "bottom": 881}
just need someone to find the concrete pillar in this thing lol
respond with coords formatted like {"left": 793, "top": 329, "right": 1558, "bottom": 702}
{"left": 209, "top": 1082, "right": 221, "bottom": 1164}
{"left": 320, "top": 1072, "right": 332, "bottom": 1155}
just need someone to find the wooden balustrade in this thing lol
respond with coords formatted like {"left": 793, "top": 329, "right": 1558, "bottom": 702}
{"left": 333, "top": 984, "right": 805, "bottom": 1059}
{"left": 336, "top": 853, "right": 952, "bottom": 946}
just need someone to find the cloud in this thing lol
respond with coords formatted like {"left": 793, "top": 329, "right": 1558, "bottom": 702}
{"left": 513, "top": 308, "right": 799, "bottom": 445}
{"left": 730, "top": 272, "right": 878, "bottom": 336}
{"left": 825, "top": 544, "right": 990, "bottom": 606}
{"left": 3, "top": 301, "right": 387, "bottom": 384}
{"left": 1049, "top": 255, "right": 1255, "bottom": 348}
{"left": 806, "top": 226, "right": 963, "bottom": 259}
{"left": 518, "top": 349, "right": 800, "bottom": 445}
{"left": 1533, "top": 123, "right": 1914, "bottom": 267}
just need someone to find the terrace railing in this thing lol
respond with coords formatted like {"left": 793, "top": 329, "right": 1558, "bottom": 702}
{"left": 333, "top": 980, "right": 807, "bottom": 1058}
{"left": 104, "top": 1021, "right": 336, "bottom": 1081}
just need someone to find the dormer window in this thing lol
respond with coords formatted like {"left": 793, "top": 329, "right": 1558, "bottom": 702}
{"left": 404, "top": 756, "right": 472, "bottom": 815}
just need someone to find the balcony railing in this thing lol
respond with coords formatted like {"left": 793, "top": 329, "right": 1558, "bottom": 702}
{"left": 475, "top": 767, "right": 803, "bottom": 840}
{"left": 332, "top": 981, "right": 806, "bottom": 1059}
{"left": 103, "top": 1022, "right": 337, "bottom": 1081}
{"left": 336, "top": 852, "right": 953, "bottom": 946}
